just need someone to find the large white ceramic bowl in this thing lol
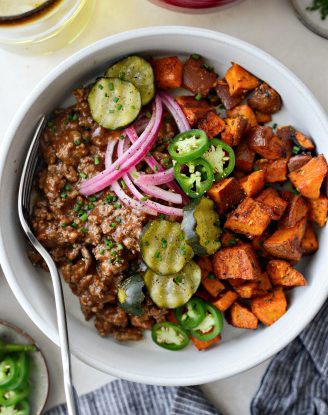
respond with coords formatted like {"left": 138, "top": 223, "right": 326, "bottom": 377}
{"left": 1, "top": 27, "right": 328, "bottom": 386}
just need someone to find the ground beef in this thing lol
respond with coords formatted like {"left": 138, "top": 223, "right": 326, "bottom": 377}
{"left": 31, "top": 88, "right": 168, "bottom": 341}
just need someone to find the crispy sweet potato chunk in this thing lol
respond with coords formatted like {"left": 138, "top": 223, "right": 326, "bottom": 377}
{"left": 287, "top": 154, "right": 312, "bottom": 173}
{"left": 289, "top": 155, "right": 328, "bottom": 199}
{"left": 207, "top": 177, "right": 245, "bottom": 214}
{"left": 212, "top": 290, "right": 238, "bottom": 312}
{"left": 248, "top": 82, "right": 282, "bottom": 114}
{"left": 198, "top": 111, "right": 225, "bottom": 138}
{"left": 225, "top": 63, "right": 259, "bottom": 97}
{"left": 213, "top": 244, "right": 261, "bottom": 280}
{"left": 294, "top": 131, "right": 315, "bottom": 151}
{"left": 252, "top": 233, "right": 272, "bottom": 257}
{"left": 221, "top": 116, "right": 248, "bottom": 146}
{"left": 248, "top": 126, "right": 289, "bottom": 160}
{"left": 183, "top": 55, "right": 217, "bottom": 97}
{"left": 233, "top": 271, "right": 272, "bottom": 298}
{"left": 152, "top": 56, "right": 183, "bottom": 89}
{"left": 227, "top": 105, "right": 258, "bottom": 131}
{"left": 229, "top": 303, "right": 258, "bottom": 329}
{"left": 225, "top": 197, "right": 271, "bottom": 238}
{"left": 176, "top": 96, "right": 213, "bottom": 127}
{"left": 301, "top": 222, "right": 318, "bottom": 255}
{"left": 266, "top": 260, "right": 306, "bottom": 287}
{"left": 215, "top": 79, "right": 243, "bottom": 110}
{"left": 239, "top": 170, "right": 266, "bottom": 197}
{"left": 191, "top": 334, "right": 221, "bottom": 350}
{"left": 254, "top": 159, "right": 288, "bottom": 183}
{"left": 256, "top": 188, "right": 288, "bottom": 220}
{"left": 278, "top": 195, "right": 308, "bottom": 228}
{"left": 308, "top": 195, "right": 328, "bottom": 227}
{"left": 263, "top": 218, "right": 307, "bottom": 261}
{"left": 254, "top": 111, "right": 272, "bottom": 124}
{"left": 251, "top": 287, "right": 287, "bottom": 326}
{"left": 197, "top": 257, "right": 225, "bottom": 298}
{"left": 235, "top": 142, "right": 256, "bottom": 172}
{"left": 220, "top": 230, "right": 241, "bottom": 248}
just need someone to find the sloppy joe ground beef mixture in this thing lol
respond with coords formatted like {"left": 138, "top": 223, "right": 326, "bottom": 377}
{"left": 30, "top": 88, "right": 175, "bottom": 341}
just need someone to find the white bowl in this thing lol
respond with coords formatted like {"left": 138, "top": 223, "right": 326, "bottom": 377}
{"left": 1, "top": 27, "right": 328, "bottom": 386}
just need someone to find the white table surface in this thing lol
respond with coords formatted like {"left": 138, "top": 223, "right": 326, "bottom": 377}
{"left": 0, "top": 0, "right": 327, "bottom": 413}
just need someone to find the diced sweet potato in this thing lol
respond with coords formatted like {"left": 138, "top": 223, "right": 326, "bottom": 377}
{"left": 215, "top": 79, "right": 243, "bottom": 110}
{"left": 220, "top": 231, "right": 241, "bottom": 248}
{"left": 278, "top": 195, "right": 308, "bottom": 228}
{"left": 197, "top": 257, "right": 225, "bottom": 298}
{"left": 301, "top": 222, "right": 318, "bottom": 255}
{"left": 183, "top": 55, "right": 217, "bottom": 97}
{"left": 198, "top": 111, "right": 225, "bottom": 138}
{"left": 294, "top": 130, "right": 315, "bottom": 152}
{"left": 254, "top": 111, "right": 272, "bottom": 124}
{"left": 233, "top": 281, "right": 258, "bottom": 298}
{"left": 279, "top": 190, "right": 294, "bottom": 203}
{"left": 235, "top": 142, "right": 256, "bottom": 172}
{"left": 239, "top": 170, "right": 266, "bottom": 197}
{"left": 191, "top": 334, "right": 221, "bottom": 351}
{"left": 229, "top": 303, "right": 258, "bottom": 329}
{"left": 289, "top": 155, "right": 328, "bottom": 199}
{"left": 257, "top": 272, "right": 273, "bottom": 292}
{"left": 266, "top": 260, "right": 306, "bottom": 287}
{"left": 252, "top": 233, "right": 271, "bottom": 257}
{"left": 248, "top": 82, "right": 282, "bottom": 114}
{"left": 256, "top": 188, "right": 288, "bottom": 220}
{"left": 212, "top": 290, "right": 238, "bottom": 312}
{"left": 207, "top": 177, "right": 245, "bottom": 214}
{"left": 227, "top": 104, "right": 258, "bottom": 131}
{"left": 225, "top": 197, "right": 271, "bottom": 238}
{"left": 287, "top": 154, "right": 312, "bottom": 173}
{"left": 263, "top": 218, "right": 307, "bottom": 261}
{"left": 225, "top": 63, "right": 259, "bottom": 97}
{"left": 221, "top": 116, "right": 248, "bottom": 146}
{"left": 152, "top": 56, "right": 183, "bottom": 89}
{"left": 254, "top": 159, "right": 288, "bottom": 183}
{"left": 248, "top": 126, "right": 289, "bottom": 160}
{"left": 308, "top": 195, "right": 328, "bottom": 227}
{"left": 213, "top": 244, "right": 261, "bottom": 280}
{"left": 233, "top": 271, "right": 272, "bottom": 298}
{"left": 251, "top": 287, "right": 287, "bottom": 326}
{"left": 176, "top": 96, "right": 213, "bottom": 127}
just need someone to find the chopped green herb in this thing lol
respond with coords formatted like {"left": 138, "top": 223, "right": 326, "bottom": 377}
{"left": 154, "top": 251, "right": 162, "bottom": 260}
{"left": 109, "top": 109, "right": 115, "bottom": 114}
{"left": 61, "top": 223, "right": 67, "bottom": 228}
{"left": 132, "top": 172, "right": 139, "bottom": 179}
{"left": 195, "top": 93, "right": 203, "bottom": 101}
{"left": 229, "top": 239, "right": 237, "bottom": 246}
{"left": 119, "top": 134, "right": 125, "bottom": 140}
{"left": 141, "top": 196, "right": 148, "bottom": 202}
{"left": 191, "top": 53, "right": 200, "bottom": 60}
{"left": 98, "top": 84, "right": 104, "bottom": 90}
{"left": 60, "top": 192, "right": 67, "bottom": 199}
{"left": 70, "top": 113, "right": 79, "bottom": 121}
{"left": 113, "top": 96, "right": 119, "bottom": 103}
{"left": 144, "top": 240, "right": 150, "bottom": 247}
{"left": 146, "top": 111, "right": 152, "bottom": 119}
{"left": 81, "top": 227, "right": 88, "bottom": 233}
{"left": 109, "top": 82, "right": 114, "bottom": 91}
{"left": 115, "top": 216, "right": 122, "bottom": 223}
{"left": 207, "top": 274, "right": 216, "bottom": 280}
{"left": 88, "top": 203, "right": 95, "bottom": 210}
{"left": 179, "top": 245, "right": 187, "bottom": 255}
{"left": 154, "top": 165, "right": 159, "bottom": 172}
{"left": 116, "top": 165, "right": 121, "bottom": 171}
{"left": 88, "top": 196, "right": 97, "bottom": 202}
{"left": 83, "top": 137, "right": 90, "bottom": 144}
{"left": 118, "top": 71, "right": 126, "bottom": 80}
{"left": 272, "top": 123, "right": 278, "bottom": 129}
{"left": 174, "top": 275, "right": 183, "bottom": 284}
{"left": 306, "top": 0, "right": 328, "bottom": 20}
{"left": 74, "top": 139, "right": 81, "bottom": 146}
{"left": 79, "top": 172, "right": 88, "bottom": 179}
{"left": 178, "top": 233, "right": 185, "bottom": 241}
{"left": 161, "top": 239, "right": 167, "bottom": 249}
{"left": 114, "top": 202, "right": 121, "bottom": 209}
{"left": 80, "top": 213, "right": 88, "bottom": 222}
{"left": 64, "top": 184, "right": 71, "bottom": 191}
{"left": 99, "top": 248, "right": 105, "bottom": 255}
{"left": 117, "top": 243, "right": 123, "bottom": 250}
{"left": 106, "top": 194, "right": 114, "bottom": 203}
{"left": 71, "top": 222, "right": 78, "bottom": 229}
{"left": 159, "top": 214, "right": 166, "bottom": 220}
{"left": 93, "top": 155, "right": 100, "bottom": 165}
{"left": 105, "top": 239, "right": 113, "bottom": 249}
{"left": 111, "top": 222, "right": 117, "bottom": 228}
{"left": 292, "top": 146, "right": 301, "bottom": 154}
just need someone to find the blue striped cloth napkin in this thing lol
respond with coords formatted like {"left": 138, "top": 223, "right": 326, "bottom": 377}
{"left": 47, "top": 299, "right": 328, "bottom": 415}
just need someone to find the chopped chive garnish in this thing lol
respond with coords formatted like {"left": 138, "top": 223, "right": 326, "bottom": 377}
{"left": 71, "top": 222, "right": 78, "bottom": 229}
{"left": 60, "top": 192, "right": 67, "bottom": 199}
{"left": 64, "top": 184, "right": 71, "bottom": 191}
{"left": 79, "top": 172, "right": 87, "bottom": 179}
{"left": 116, "top": 104, "right": 123, "bottom": 110}
{"left": 195, "top": 93, "right": 202, "bottom": 101}
{"left": 111, "top": 222, "right": 117, "bottom": 228}
{"left": 105, "top": 239, "right": 113, "bottom": 249}
{"left": 99, "top": 248, "right": 105, "bottom": 255}
{"left": 118, "top": 71, "right": 125, "bottom": 80}
{"left": 175, "top": 276, "right": 183, "bottom": 284}
{"left": 117, "top": 243, "right": 123, "bottom": 250}
{"left": 114, "top": 202, "right": 121, "bottom": 209}
{"left": 83, "top": 137, "right": 90, "bottom": 144}
{"left": 80, "top": 213, "right": 88, "bottom": 222}
{"left": 159, "top": 214, "right": 166, "bottom": 220}
{"left": 74, "top": 139, "right": 81, "bottom": 145}
{"left": 191, "top": 53, "right": 200, "bottom": 59}
{"left": 131, "top": 172, "right": 139, "bottom": 179}
{"left": 120, "top": 180, "right": 126, "bottom": 189}
{"left": 88, "top": 204, "right": 95, "bottom": 209}
{"left": 81, "top": 227, "right": 87, "bottom": 233}
{"left": 154, "top": 165, "right": 158, "bottom": 172}
{"left": 119, "top": 135, "right": 125, "bottom": 140}
{"left": 109, "top": 109, "right": 115, "bottom": 114}
{"left": 115, "top": 216, "right": 122, "bottom": 223}
{"left": 94, "top": 155, "right": 100, "bottom": 165}
{"left": 88, "top": 196, "right": 96, "bottom": 202}
{"left": 154, "top": 251, "right": 162, "bottom": 260}
{"left": 146, "top": 111, "right": 152, "bottom": 119}
{"left": 61, "top": 223, "right": 67, "bottom": 228}
{"left": 116, "top": 165, "right": 121, "bottom": 171}
{"left": 272, "top": 123, "right": 278, "bottom": 129}
{"left": 113, "top": 97, "right": 119, "bottom": 103}
{"left": 144, "top": 240, "right": 150, "bottom": 247}
{"left": 292, "top": 146, "right": 301, "bottom": 154}
{"left": 161, "top": 239, "right": 167, "bottom": 249}
{"left": 229, "top": 239, "right": 236, "bottom": 246}
{"left": 106, "top": 195, "right": 114, "bottom": 203}
{"left": 109, "top": 82, "right": 114, "bottom": 91}
{"left": 141, "top": 196, "right": 148, "bottom": 202}
{"left": 98, "top": 84, "right": 104, "bottom": 90}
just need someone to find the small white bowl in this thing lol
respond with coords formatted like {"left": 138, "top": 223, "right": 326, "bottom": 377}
{"left": 0, "top": 27, "right": 327, "bottom": 386}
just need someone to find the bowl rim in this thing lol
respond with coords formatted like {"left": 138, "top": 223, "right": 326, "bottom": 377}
{"left": 1, "top": 26, "right": 328, "bottom": 385}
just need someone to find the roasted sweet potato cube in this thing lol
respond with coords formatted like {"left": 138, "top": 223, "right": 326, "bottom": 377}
{"left": 288, "top": 154, "right": 312, "bottom": 173}
{"left": 183, "top": 55, "right": 217, "bottom": 97}
{"left": 198, "top": 111, "right": 225, "bottom": 138}
{"left": 248, "top": 82, "right": 282, "bottom": 114}
{"left": 251, "top": 287, "right": 287, "bottom": 326}
{"left": 308, "top": 195, "right": 328, "bottom": 227}
{"left": 256, "top": 188, "right": 288, "bottom": 220}
{"left": 266, "top": 260, "right": 306, "bottom": 287}
{"left": 191, "top": 334, "right": 221, "bottom": 350}
{"left": 254, "top": 159, "right": 288, "bottom": 183}
{"left": 152, "top": 56, "right": 183, "bottom": 89}
{"left": 176, "top": 96, "right": 213, "bottom": 127}
{"left": 213, "top": 244, "right": 261, "bottom": 280}
{"left": 248, "top": 126, "right": 289, "bottom": 160}
{"left": 225, "top": 197, "right": 271, "bottom": 238}
{"left": 294, "top": 130, "right": 315, "bottom": 152}
{"left": 221, "top": 116, "right": 248, "bottom": 146}
{"left": 197, "top": 257, "right": 225, "bottom": 298}
{"left": 233, "top": 281, "right": 258, "bottom": 298}
{"left": 227, "top": 104, "right": 258, "bottom": 131}
{"left": 214, "top": 79, "right": 243, "bottom": 110}
{"left": 279, "top": 190, "right": 294, "bottom": 203}
{"left": 212, "top": 290, "right": 238, "bottom": 312}
{"left": 301, "top": 222, "right": 318, "bottom": 255}
{"left": 278, "top": 195, "right": 308, "bottom": 228}
{"left": 235, "top": 142, "right": 256, "bottom": 172}
{"left": 254, "top": 111, "right": 272, "bottom": 124}
{"left": 220, "top": 231, "right": 241, "bottom": 248}
{"left": 252, "top": 233, "right": 271, "bottom": 257}
{"left": 289, "top": 155, "right": 328, "bottom": 199}
{"left": 229, "top": 303, "right": 258, "bottom": 329}
{"left": 257, "top": 272, "right": 272, "bottom": 292}
{"left": 239, "top": 170, "right": 266, "bottom": 198}
{"left": 225, "top": 63, "right": 259, "bottom": 97}
{"left": 263, "top": 218, "right": 307, "bottom": 261}
{"left": 207, "top": 177, "right": 245, "bottom": 214}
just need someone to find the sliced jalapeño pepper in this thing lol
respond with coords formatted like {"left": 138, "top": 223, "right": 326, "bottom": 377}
{"left": 0, "top": 399, "right": 30, "bottom": 415}
{"left": 2, "top": 353, "right": 29, "bottom": 391}
{"left": 0, "top": 340, "right": 36, "bottom": 360}
{"left": 190, "top": 303, "right": 223, "bottom": 341}
{"left": 0, "top": 384, "right": 29, "bottom": 407}
{"left": 175, "top": 297, "right": 206, "bottom": 330}
{"left": 203, "top": 138, "right": 235, "bottom": 180}
{"left": 174, "top": 158, "right": 214, "bottom": 198}
{"left": 0, "top": 358, "right": 16, "bottom": 388}
{"left": 168, "top": 130, "right": 209, "bottom": 162}
{"left": 151, "top": 322, "right": 189, "bottom": 351}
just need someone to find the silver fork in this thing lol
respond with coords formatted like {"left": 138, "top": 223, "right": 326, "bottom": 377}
{"left": 18, "top": 116, "right": 80, "bottom": 415}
